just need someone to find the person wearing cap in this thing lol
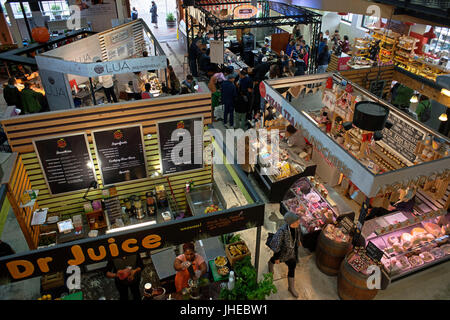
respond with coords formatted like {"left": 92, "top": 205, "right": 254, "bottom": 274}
{"left": 267, "top": 211, "right": 302, "bottom": 298}
{"left": 221, "top": 73, "right": 237, "bottom": 128}
{"left": 253, "top": 56, "right": 270, "bottom": 82}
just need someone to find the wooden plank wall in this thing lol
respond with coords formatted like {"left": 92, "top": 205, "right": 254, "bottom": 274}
{"left": 1, "top": 93, "right": 212, "bottom": 222}
{"left": 340, "top": 65, "right": 395, "bottom": 98}
{"left": 5, "top": 155, "right": 40, "bottom": 249}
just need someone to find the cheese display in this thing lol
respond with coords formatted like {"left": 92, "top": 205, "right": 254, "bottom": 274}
{"left": 368, "top": 214, "right": 450, "bottom": 277}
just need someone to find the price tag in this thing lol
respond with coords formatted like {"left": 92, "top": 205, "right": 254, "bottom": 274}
{"left": 366, "top": 241, "right": 384, "bottom": 262}
{"left": 339, "top": 217, "right": 355, "bottom": 233}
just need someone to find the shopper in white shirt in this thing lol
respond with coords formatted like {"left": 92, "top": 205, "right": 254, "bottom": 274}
{"left": 96, "top": 60, "right": 118, "bottom": 103}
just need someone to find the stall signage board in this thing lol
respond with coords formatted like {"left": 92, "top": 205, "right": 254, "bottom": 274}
{"left": 157, "top": 117, "right": 204, "bottom": 176}
{"left": 35, "top": 55, "right": 167, "bottom": 77}
{"left": 382, "top": 112, "right": 426, "bottom": 163}
{"left": 339, "top": 216, "right": 355, "bottom": 233}
{"left": 210, "top": 40, "right": 224, "bottom": 64}
{"left": 366, "top": 241, "right": 384, "bottom": 262}
{"left": 233, "top": 5, "right": 258, "bottom": 18}
{"left": 92, "top": 125, "right": 148, "bottom": 186}
{"left": 33, "top": 133, "right": 97, "bottom": 195}
{"left": 0, "top": 202, "right": 264, "bottom": 281}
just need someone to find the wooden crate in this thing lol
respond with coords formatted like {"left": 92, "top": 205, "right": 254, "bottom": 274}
{"left": 225, "top": 241, "right": 251, "bottom": 266}
{"left": 41, "top": 272, "right": 64, "bottom": 291}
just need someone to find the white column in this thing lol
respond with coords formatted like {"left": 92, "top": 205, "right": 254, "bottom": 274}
{"left": 5, "top": 2, "right": 23, "bottom": 47}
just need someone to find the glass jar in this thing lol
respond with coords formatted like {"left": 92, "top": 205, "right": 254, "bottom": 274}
{"left": 132, "top": 195, "right": 142, "bottom": 209}
{"left": 124, "top": 198, "right": 132, "bottom": 210}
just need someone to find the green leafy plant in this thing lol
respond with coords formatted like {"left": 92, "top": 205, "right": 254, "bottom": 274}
{"left": 219, "top": 256, "right": 277, "bottom": 300}
{"left": 221, "top": 233, "right": 241, "bottom": 245}
{"left": 166, "top": 13, "right": 176, "bottom": 22}
{"left": 50, "top": 4, "right": 61, "bottom": 12}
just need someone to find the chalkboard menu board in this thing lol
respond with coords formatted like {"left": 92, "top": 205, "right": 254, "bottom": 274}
{"left": 382, "top": 113, "right": 425, "bottom": 163}
{"left": 92, "top": 125, "right": 147, "bottom": 185}
{"left": 157, "top": 116, "right": 204, "bottom": 176}
{"left": 33, "top": 133, "right": 96, "bottom": 195}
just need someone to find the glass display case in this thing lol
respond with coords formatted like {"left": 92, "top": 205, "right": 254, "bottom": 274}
{"left": 251, "top": 135, "right": 316, "bottom": 202}
{"left": 366, "top": 213, "right": 450, "bottom": 280}
{"left": 281, "top": 177, "right": 338, "bottom": 234}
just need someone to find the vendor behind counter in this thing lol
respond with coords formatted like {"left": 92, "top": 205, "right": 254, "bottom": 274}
{"left": 285, "top": 125, "right": 307, "bottom": 154}
{"left": 366, "top": 187, "right": 416, "bottom": 220}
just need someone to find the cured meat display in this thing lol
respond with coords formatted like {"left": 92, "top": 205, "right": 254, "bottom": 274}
{"left": 282, "top": 177, "right": 337, "bottom": 233}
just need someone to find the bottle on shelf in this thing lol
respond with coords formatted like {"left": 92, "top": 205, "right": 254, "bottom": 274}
{"left": 227, "top": 271, "right": 235, "bottom": 290}
{"left": 146, "top": 190, "right": 156, "bottom": 216}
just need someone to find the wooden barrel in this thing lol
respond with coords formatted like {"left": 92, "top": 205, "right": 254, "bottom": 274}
{"left": 337, "top": 253, "right": 379, "bottom": 300}
{"left": 315, "top": 230, "right": 351, "bottom": 276}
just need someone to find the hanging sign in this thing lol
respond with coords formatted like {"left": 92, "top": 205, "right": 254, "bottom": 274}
{"left": 33, "top": 133, "right": 97, "bottom": 195}
{"left": 233, "top": 5, "right": 258, "bottom": 19}
{"left": 92, "top": 125, "right": 148, "bottom": 186}
{"left": 381, "top": 112, "right": 426, "bottom": 163}
{"left": 35, "top": 55, "right": 167, "bottom": 77}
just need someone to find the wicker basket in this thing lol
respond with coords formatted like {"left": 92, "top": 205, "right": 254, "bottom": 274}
{"left": 225, "top": 241, "right": 251, "bottom": 266}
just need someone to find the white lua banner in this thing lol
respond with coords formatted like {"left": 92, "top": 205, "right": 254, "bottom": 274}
{"left": 35, "top": 55, "right": 168, "bottom": 77}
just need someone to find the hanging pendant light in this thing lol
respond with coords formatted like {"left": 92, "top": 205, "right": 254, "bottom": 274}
{"left": 439, "top": 113, "right": 448, "bottom": 122}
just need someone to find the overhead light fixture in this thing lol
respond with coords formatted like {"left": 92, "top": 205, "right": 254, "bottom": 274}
{"left": 442, "top": 88, "right": 450, "bottom": 97}
{"left": 439, "top": 113, "right": 448, "bottom": 122}
{"left": 410, "top": 94, "right": 419, "bottom": 103}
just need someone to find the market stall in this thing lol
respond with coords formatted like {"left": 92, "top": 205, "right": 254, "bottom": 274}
{"left": 0, "top": 85, "right": 265, "bottom": 297}
{"left": 260, "top": 72, "right": 450, "bottom": 296}
{"left": 184, "top": 1, "right": 322, "bottom": 72}
{"left": 32, "top": 19, "right": 168, "bottom": 111}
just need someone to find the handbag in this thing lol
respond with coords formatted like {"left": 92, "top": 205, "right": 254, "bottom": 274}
{"left": 265, "top": 232, "right": 274, "bottom": 248}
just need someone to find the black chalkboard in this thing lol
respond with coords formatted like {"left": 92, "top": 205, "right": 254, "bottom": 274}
{"left": 382, "top": 112, "right": 425, "bottom": 163}
{"left": 366, "top": 241, "right": 384, "bottom": 262}
{"left": 33, "top": 133, "right": 97, "bottom": 195}
{"left": 157, "top": 117, "right": 204, "bottom": 176}
{"left": 369, "top": 80, "right": 386, "bottom": 98}
{"left": 92, "top": 125, "right": 147, "bottom": 185}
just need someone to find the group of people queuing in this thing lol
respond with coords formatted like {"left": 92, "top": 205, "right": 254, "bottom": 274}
{"left": 3, "top": 77, "right": 48, "bottom": 114}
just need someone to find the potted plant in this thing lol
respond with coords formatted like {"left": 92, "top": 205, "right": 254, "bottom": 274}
{"left": 166, "top": 13, "right": 176, "bottom": 28}
{"left": 219, "top": 256, "right": 277, "bottom": 300}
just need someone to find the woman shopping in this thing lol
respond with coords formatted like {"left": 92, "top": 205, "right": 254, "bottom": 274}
{"left": 268, "top": 211, "right": 302, "bottom": 298}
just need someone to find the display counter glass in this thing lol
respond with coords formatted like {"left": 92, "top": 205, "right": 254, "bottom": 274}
{"left": 363, "top": 211, "right": 450, "bottom": 280}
